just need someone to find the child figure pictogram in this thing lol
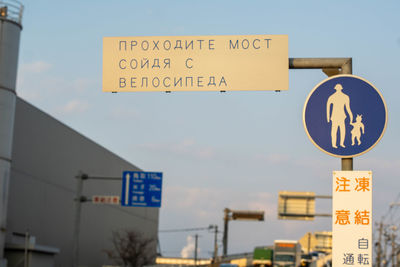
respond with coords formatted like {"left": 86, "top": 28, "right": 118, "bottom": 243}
{"left": 350, "top": 114, "right": 365, "bottom": 146}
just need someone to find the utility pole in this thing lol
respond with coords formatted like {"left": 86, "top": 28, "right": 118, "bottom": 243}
{"left": 159, "top": 225, "right": 217, "bottom": 263}
{"left": 222, "top": 208, "right": 230, "bottom": 256}
{"left": 72, "top": 172, "right": 88, "bottom": 267}
{"left": 71, "top": 172, "right": 123, "bottom": 267}
{"left": 376, "top": 221, "right": 383, "bottom": 267}
{"left": 194, "top": 234, "right": 198, "bottom": 266}
{"left": 213, "top": 225, "right": 218, "bottom": 262}
{"left": 392, "top": 226, "right": 397, "bottom": 267}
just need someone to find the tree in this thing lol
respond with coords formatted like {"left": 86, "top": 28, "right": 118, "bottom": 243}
{"left": 105, "top": 230, "right": 156, "bottom": 267}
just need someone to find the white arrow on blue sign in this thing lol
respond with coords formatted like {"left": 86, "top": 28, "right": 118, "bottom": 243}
{"left": 303, "top": 74, "right": 387, "bottom": 158}
{"left": 121, "top": 171, "right": 163, "bottom": 207}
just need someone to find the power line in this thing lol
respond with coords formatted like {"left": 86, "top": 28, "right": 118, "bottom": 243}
{"left": 11, "top": 167, "right": 75, "bottom": 194}
{"left": 12, "top": 167, "right": 157, "bottom": 223}
{"left": 159, "top": 225, "right": 215, "bottom": 233}
{"left": 104, "top": 204, "right": 158, "bottom": 224}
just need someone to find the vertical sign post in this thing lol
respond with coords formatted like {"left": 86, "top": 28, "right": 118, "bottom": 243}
{"left": 304, "top": 73, "right": 387, "bottom": 267}
{"left": 333, "top": 171, "right": 372, "bottom": 267}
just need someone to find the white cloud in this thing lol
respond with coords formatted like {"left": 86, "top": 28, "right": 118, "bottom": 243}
{"left": 140, "top": 138, "right": 216, "bottom": 160}
{"left": 57, "top": 99, "right": 89, "bottom": 115}
{"left": 71, "top": 78, "right": 94, "bottom": 92}
{"left": 16, "top": 60, "right": 96, "bottom": 105}
{"left": 111, "top": 106, "right": 139, "bottom": 119}
{"left": 247, "top": 192, "right": 276, "bottom": 217}
{"left": 172, "top": 138, "right": 196, "bottom": 153}
{"left": 180, "top": 235, "right": 199, "bottom": 258}
{"left": 17, "top": 61, "right": 52, "bottom": 101}
{"left": 196, "top": 147, "right": 214, "bottom": 159}
{"left": 20, "top": 61, "right": 52, "bottom": 74}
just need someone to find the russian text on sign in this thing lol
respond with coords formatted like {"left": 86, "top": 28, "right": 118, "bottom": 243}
{"left": 103, "top": 35, "right": 288, "bottom": 92}
{"left": 118, "top": 76, "right": 227, "bottom": 89}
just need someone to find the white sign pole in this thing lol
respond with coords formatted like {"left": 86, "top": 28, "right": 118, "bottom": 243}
{"left": 124, "top": 173, "right": 130, "bottom": 206}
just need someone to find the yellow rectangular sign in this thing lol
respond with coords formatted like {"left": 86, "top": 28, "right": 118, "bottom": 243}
{"left": 103, "top": 35, "right": 288, "bottom": 92}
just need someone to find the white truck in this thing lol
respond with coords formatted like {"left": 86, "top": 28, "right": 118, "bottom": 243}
{"left": 273, "top": 240, "right": 302, "bottom": 267}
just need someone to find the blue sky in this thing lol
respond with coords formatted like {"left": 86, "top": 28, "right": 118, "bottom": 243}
{"left": 16, "top": 0, "right": 400, "bottom": 259}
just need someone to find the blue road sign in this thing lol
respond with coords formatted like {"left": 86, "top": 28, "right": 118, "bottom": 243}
{"left": 121, "top": 171, "right": 162, "bottom": 207}
{"left": 303, "top": 75, "right": 387, "bottom": 158}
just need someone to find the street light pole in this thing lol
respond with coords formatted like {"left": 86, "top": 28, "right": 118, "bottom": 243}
{"left": 71, "top": 172, "right": 123, "bottom": 267}
{"left": 222, "top": 208, "right": 230, "bottom": 256}
{"left": 222, "top": 208, "right": 264, "bottom": 256}
{"left": 194, "top": 234, "right": 198, "bottom": 266}
{"left": 72, "top": 172, "right": 88, "bottom": 267}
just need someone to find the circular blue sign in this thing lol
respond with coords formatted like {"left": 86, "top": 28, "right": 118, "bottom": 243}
{"left": 303, "top": 74, "right": 387, "bottom": 158}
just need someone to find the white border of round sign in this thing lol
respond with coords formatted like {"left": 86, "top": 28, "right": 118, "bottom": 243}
{"left": 303, "top": 74, "right": 388, "bottom": 158}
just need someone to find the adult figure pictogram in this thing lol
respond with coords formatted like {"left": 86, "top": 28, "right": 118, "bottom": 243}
{"left": 326, "top": 83, "right": 353, "bottom": 148}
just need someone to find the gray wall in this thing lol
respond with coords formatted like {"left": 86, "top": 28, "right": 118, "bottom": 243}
{"left": 7, "top": 97, "right": 159, "bottom": 267}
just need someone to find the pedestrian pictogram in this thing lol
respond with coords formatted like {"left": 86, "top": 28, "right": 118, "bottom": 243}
{"left": 303, "top": 75, "right": 387, "bottom": 158}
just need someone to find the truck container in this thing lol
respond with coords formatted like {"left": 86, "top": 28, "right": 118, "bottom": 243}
{"left": 273, "top": 240, "right": 301, "bottom": 267}
{"left": 253, "top": 246, "right": 273, "bottom": 267}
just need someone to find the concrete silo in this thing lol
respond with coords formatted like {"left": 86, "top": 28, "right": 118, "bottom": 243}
{"left": 0, "top": 1, "right": 23, "bottom": 265}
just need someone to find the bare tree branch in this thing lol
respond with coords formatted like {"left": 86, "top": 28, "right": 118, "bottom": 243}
{"left": 105, "top": 230, "right": 156, "bottom": 267}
